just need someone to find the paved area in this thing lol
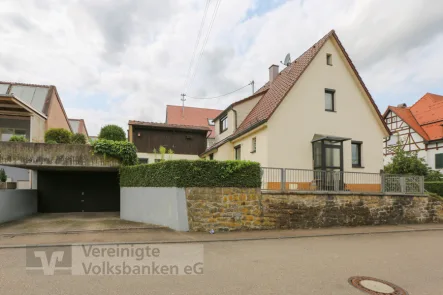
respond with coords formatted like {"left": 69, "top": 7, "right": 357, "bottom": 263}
{"left": 0, "top": 231, "right": 441, "bottom": 294}
{"left": 1, "top": 223, "right": 443, "bottom": 247}
{"left": 0, "top": 213, "right": 164, "bottom": 236}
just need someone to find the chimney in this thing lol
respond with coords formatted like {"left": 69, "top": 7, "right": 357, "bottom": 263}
{"left": 269, "top": 64, "right": 279, "bottom": 83}
{"left": 397, "top": 103, "right": 407, "bottom": 108}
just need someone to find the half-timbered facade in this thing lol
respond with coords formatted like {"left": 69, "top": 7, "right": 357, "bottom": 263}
{"left": 383, "top": 93, "right": 443, "bottom": 171}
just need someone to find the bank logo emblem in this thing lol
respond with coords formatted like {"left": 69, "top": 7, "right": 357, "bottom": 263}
{"left": 26, "top": 247, "right": 72, "bottom": 275}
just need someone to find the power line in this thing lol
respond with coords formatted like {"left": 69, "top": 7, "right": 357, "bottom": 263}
{"left": 186, "top": 82, "right": 252, "bottom": 100}
{"left": 185, "top": 0, "right": 221, "bottom": 92}
{"left": 182, "top": 0, "right": 210, "bottom": 89}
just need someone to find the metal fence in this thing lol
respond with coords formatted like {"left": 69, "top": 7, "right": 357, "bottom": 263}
{"left": 261, "top": 167, "right": 425, "bottom": 194}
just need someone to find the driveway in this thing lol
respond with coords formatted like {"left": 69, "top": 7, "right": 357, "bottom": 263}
{"left": 0, "top": 213, "right": 165, "bottom": 235}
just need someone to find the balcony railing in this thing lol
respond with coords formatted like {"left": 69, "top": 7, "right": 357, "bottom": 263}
{"left": 261, "top": 167, "right": 425, "bottom": 195}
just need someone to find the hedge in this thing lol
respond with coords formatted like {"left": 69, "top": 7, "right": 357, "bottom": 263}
{"left": 120, "top": 160, "right": 261, "bottom": 188}
{"left": 45, "top": 128, "right": 72, "bottom": 143}
{"left": 425, "top": 182, "right": 443, "bottom": 197}
{"left": 71, "top": 133, "right": 87, "bottom": 144}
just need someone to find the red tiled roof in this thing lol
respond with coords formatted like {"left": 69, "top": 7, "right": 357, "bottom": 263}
{"left": 386, "top": 93, "right": 443, "bottom": 142}
{"left": 166, "top": 105, "right": 222, "bottom": 138}
{"left": 234, "top": 30, "right": 389, "bottom": 137}
{"left": 129, "top": 120, "right": 210, "bottom": 131}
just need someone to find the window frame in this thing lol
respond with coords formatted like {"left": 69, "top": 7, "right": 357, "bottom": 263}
{"left": 351, "top": 141, "right": 362, "bottom": 168}
{"left": 220, "top": 116, "right": 228, "bottom": 133}
{"left": 435, "top": 153, "right": 443, "bottom": 169}
{"left": 326, "top": 53, "right": 332, "bottom": 66}
{"left": 0, "top": 127, "right": 27, "bottom": 142}
{"left": 251, "top": 137, "right": 256, "bottom": 153}
{"left": 234, "top": 144, "right": 241, "bottom": 160}
{"left": 325, "top": 89, "right": 335, "bottom": 112}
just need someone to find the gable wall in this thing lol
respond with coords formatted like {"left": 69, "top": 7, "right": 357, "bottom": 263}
{"left": 266, "top": 38, "right": 386, "bottom": 172}
{"left": 46, "top": 92, "right": 71, "bottom": 131}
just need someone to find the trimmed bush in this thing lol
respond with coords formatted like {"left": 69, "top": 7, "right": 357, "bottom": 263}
{"left": 45, "top": 140, "right": 57, "bottom": 144}
{"left": 425, "top": 182, "right": 443, "bottom": 197}
{"left": 9, "top": 135, "right": 27, "bottom": 142}
{"left": 92, "top": 139, "right": 138, "bottom": 166}
{"left": 0, "top": 168, "right": 6, "bottom": 182}
{"left": 45, "top": 128, "right": 72, "bottom": 144}
{"left": 71, "top": 133, "right": 87, "bottom": 144}
{"left": 120, "top": 160, "right": 261, "bottom": 188}
{"left": 98, "top": 125, "right": 126, "bottom": 141}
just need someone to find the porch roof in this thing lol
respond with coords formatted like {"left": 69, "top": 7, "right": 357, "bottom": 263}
{"left": 311, "top": 134, "right": 351, "bottom": 143}
{"left": 0, "top": 94, "right": 47, "bottom": 119}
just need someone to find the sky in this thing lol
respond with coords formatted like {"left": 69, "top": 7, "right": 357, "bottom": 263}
{"left": 1, "top": 0, "right": 443, "bottom": 135}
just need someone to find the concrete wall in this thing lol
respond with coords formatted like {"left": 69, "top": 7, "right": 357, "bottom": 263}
{"left": 266, "top": 38, "right": 388, "bottom": 172}
{"left": 30, "top": 115, "right": 46, "bottom": 143}
{"left": 120, "top": 187, "right": 189, "bottom": 231}
{"left": 0, "top": 190, "right": 37, "bottom": 223}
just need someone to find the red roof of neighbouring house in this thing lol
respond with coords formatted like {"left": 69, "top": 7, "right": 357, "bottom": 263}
{"left": 385, "top": 93, "right": 443, "bottom": 142}
{"left": 166, "top": 105, "right": 222, "bottom": 138}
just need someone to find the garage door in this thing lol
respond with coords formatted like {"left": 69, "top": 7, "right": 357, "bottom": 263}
{"left": 38, "top": 171, "right": 120, "bottom": 213}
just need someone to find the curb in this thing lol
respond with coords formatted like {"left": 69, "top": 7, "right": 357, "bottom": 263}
{"left": 1, "top": 227, "right": 442, "bottom": 249}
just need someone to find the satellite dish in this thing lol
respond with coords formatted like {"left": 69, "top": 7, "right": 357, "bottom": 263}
{"left": 283, "top": 53, "right": 291, "bottom": 66}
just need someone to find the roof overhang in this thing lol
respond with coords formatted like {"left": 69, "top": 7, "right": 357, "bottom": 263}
{"left": 0, "top": 94, "right": 47, "bottom": 119}
{"left": 311, "top": 134, "right": 351, "bottom": 143}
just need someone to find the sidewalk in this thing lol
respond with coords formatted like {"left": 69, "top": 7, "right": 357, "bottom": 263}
{"left": 1, "top": 223, "right": 443, "bottom": 248}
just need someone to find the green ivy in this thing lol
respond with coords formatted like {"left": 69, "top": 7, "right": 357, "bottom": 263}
{"left": 120, "top": 160, "right": 261, "bottom": 188}
{"left": 92, "top": 139, "right": 138, "bottom": 166}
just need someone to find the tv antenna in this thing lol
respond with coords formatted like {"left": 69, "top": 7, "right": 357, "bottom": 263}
{"left": 280, "top": 53, "right": 291, "bottom": 66}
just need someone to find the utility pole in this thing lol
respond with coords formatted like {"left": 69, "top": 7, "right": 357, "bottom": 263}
{"left": 180, "top": 93, "right": 186, "bottom": 117}
{"left": 251, "top": 80, "right": 255, "bottom": 95}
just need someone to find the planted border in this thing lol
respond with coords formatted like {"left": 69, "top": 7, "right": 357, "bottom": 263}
{"left": 120, "top": 160, "right": 261, "bottom": 188}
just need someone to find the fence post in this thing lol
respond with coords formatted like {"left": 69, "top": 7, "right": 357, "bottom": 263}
{"left": 281, "top": 168, "right": 286, "bottom": 192}
{"left": 400, "top": 176, "right": 406, "bottom": 193}
{"left": 420, "top": 176, "right": 425, "bottom": 194}
{"left": 380, "top": 171, "right": 385, "bottom": 193}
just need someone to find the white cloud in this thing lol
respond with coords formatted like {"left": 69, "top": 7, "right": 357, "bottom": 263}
{"left": 1, "top": 0, "right": 442, "bottom": 135}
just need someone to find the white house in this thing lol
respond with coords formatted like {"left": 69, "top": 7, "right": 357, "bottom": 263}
{"left": 383, "top": 93, "right": 443, "bottom": 171}
{"left": 201, "top": 30, "right": 390, "bottom": 181}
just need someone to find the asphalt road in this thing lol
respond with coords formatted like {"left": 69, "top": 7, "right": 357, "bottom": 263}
{"left": 0, "top": 231, "right": 442, "bottom": 294}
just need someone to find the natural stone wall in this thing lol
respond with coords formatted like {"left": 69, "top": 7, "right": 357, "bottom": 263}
{"left": 262, "top": 193, "right": 443, "bottom": 229}
{"left": 0, "top": 142, "right": 120, "bottom": 170}
{"left": 186, "top": 187, "right": 274, "bottom": 232}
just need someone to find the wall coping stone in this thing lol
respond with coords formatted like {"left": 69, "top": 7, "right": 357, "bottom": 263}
{"left": 262, "top": 190, "right": 428, "bottom": 197}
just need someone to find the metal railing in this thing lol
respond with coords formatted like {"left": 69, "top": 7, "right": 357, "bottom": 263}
{"left": 261, "top": 167, "right": 425, "bottom": 194}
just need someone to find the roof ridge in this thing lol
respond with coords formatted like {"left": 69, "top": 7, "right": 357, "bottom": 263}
{"left": 166, "top": 105, "right": 223, "bottom": 111}
{"left": 0, "top": 81, "right": 53, "bottom": 88}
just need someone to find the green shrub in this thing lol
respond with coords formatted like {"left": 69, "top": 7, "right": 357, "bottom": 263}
{"left": 92, "top": 139, "right": 138, "bottom": 166}
{"left": 9, "top": 135, "right": 27, "bottom": 142}
{"left": 98, "top": 125, "right": 126, "bottom": 141}
{"left": 425, "top": 182, "right": 443, "bottom": 197}
{"left": 0, "top": 168, "right": 6, "bottom": 182}
{"left": 45, "top": 140, "right": 57, "bottom": 144}
{"left": 71, "top": 133, "right": 87, "bottom": 144}
{"left": 120, "top": 160, "right": 261, "bottom": 188}
{"left": 45, "top": 128, "right": 72, "bottom": 144}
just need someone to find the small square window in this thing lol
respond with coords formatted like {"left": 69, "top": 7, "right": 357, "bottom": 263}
{"left": 220, "top": 116, "right": 228, "bottom": 133}
{"left": 352, "top": 141, "right": 362, "bottom": 167}
{"left": 139, "top": 158, "right": 149, "bottom": 164}
{"left": 326, "top": 53, "right": 332, "bottom": 66}
{"left": 251, "top": 137, "right": 256, "bottom": 153}
{"left": 325, "top": 89, "right": 335, "bottom": 112}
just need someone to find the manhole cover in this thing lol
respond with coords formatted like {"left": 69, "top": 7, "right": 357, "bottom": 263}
{"left": 348, "top": 276, "right": 408, "bottom": 295}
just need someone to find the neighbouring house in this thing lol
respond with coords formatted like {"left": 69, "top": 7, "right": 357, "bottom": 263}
{"left": 69, "top": 118, "right": 89, "bottom": 137}
{"left": 201, "top": 30, "right": 390, "bottom": 176}
{"left": 165, "top": 105, "right": 222, "bottom": 147}
{"left": 383, "top": 93, "right": 443, "bottom": 171}
{"left": 128, "top": 121, "right": 210, "bottom": 163}
{"left": 0, "top": 81, "right": 78, "bottom": 188}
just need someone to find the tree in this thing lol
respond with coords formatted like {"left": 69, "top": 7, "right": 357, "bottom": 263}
{"left": 384, "top": 146, "right": 429, "bottom": 176}
{"left": 0, "top": 169, "right": 7, "bottom": 182}
{"left": 98, "top": 125, "right": 126, "bottom": 141}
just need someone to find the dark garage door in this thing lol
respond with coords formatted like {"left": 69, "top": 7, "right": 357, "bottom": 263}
{"left": 38, "top": 171, "right": 120, "bottom": 213}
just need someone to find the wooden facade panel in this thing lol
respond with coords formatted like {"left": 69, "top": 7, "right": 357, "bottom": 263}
{"left": 132, "top": 126, "right": 207, "bottom": 155}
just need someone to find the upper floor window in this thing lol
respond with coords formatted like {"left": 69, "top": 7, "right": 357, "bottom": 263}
{"left": 325, "top": 89, "right": 335, "bottom": 112}
{"left": 251, "top": 137, "right": 256, "bottom": 153}
{"left": 352, "top": 141, "right": 362, "bottom": 167}
{"left": 326, "top": 53, "right": 332, "bottom": 66}
{"left": 220, "top": 116, "right": 228, "bottom": 133}
{"left": 208, "top": 119, "right": 215, "bottom": 126}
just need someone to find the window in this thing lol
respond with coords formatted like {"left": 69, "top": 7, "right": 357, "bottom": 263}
{"left": 208, "top": 119, "right": 215, "bottom": 126}
{"left": 234, "top": 145, "right": 241, "bottom": 160}
{"left": 435, "top": 154, "right": 443, "bottom": 169}
{"left": 251, "top": 137, "right": 256, "bottom": 153}
{"left": 326, "top": 53, "right": 332, "bottom": 65}
{"left": 209, "top": 153, "right": 214, "bottom": 160}
{"left": 325, "top": 89, "right": 335, "bottom": 112}
{"left": 220, "top": 116, "right": 228, "bottom": 133}
{"left": 139, "top": 158, "right": 149, "bottom": 164}
{"left": 352, "top": 141, "right": 362, "bottom": 167}
{"left": 0, "top": 128, "right": 27, "bottom": 142}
